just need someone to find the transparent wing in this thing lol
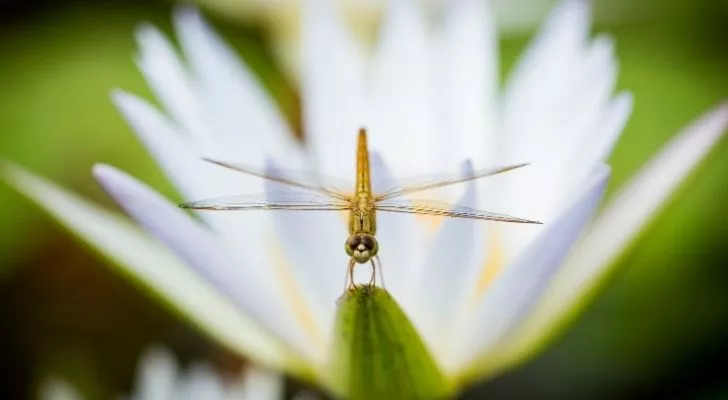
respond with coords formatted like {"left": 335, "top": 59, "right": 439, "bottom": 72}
{"left": 202, "top": 158, "right": 351, "bottom": 200}
{"left": 180, "top": 192, "right": 351, "bottom": 211}
{"left": 374, "top": 162, "right": 529, "bottom": 201}
{"left": 374, "top": 198, "right": 542, "bottom": 224}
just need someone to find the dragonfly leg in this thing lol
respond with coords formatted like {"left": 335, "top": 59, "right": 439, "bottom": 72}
{"left": 346, "top": 258, "right": 357, "bottom": 291}
{"left": 368, "top": 259, "right": 376, "bottom": 287}
{"left": 375, "top": 256, "right": 386, "bottom": 290}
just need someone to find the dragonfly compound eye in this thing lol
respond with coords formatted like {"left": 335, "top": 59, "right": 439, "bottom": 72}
{"left": 345, "top": 235, "right": 359, "bottom": 255}
{"left": 345, "top": 234, "right": 378, "bottom": 263}
{"left": 360, "top": 235, "right": 378, "bottom": 254}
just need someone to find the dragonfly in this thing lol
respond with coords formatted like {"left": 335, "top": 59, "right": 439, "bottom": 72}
{"left": 180, "top": 128, "right": 542, "bottom": 291}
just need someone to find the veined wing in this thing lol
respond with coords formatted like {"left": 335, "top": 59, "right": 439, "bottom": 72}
{"left": 374, "top": 198, "right": 542, "bottom": 224}
{"left": 203, "top": 158, "right": 351, "bottom": 201}
{"left": 180, "top": 192, "right": 351, "bottom": 211}
{"left": 374, "top": 162, "right": 529, "bottom": 201}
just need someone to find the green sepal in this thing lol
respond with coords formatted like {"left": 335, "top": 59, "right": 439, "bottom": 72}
{"left": 330, "top": 285, "right": 453, "bottom": 400}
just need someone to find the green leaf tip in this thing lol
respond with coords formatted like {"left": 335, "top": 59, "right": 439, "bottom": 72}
{"left": 331, "top": 285, "right": 452, "bottom": 400}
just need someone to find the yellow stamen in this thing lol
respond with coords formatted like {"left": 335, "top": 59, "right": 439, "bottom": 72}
{"left": 474, "top": 231, "right": 505, "bottom": 298}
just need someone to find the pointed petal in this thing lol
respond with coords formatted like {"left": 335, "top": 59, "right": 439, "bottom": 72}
{"left": 229, "top": 367, "right": 284, "bottom": 400}
{"left": 111, "top": 91, "right": 280, "bottom": 255}
{"left": 457, "top": 164, "right": 610, "bottom": 370}
{"left": 0, "top": 163, "right": 297, "bottom": 373}
{"left": 368, "top": 0, "right": 438, "bottom": 177}
{"left": 111, "top": 90, "right": 218, "bottom": 199}
{"left": 301, "top": 0, "right": 367, "bottom": 177}
{"left": 567, "top": 92, "right": 633, "bottom": 180}
{"left": 409, "top": 161, "right": 485, "bottom": 368}
{"left": 494, "top": 0, "right": 594, "bottom": 242}
{"left": 495, "top": 1, "right": 629, "bottom": 261}
{"left": 436, "top": 0, "right": 499, "bottom": 170}
{"left": 134, "top": 346, "right": 178, "bottom": 400}
{"left": 499, "top": 0, "right": 604, "bottom": 172}
{"left": 134, "top": 24, "right": 208, "bottom": 149}
{"left": 500, "top": 8, "right": 625, "bottom": 181}
{"left": 498, "top": 102, "right": 728, "bottom": 370}
{"left": 369, "top": 152, "right": 424, "bottom": 314}
{"left": 263, "top": 160, "right": 348, "bottom": 350}
{"left": 92, "top": 164, "right": 321, "bottom": 364}
{"left": 548, "top": 35, "right": 630, "bottom": 186}
{"left": 501, "top": 0, "right": 591, "bottom": 156}
{"left": 172, "top": 7, "right": 302, "bottom": 166}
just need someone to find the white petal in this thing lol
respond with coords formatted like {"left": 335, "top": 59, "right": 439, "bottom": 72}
{"left": 301, "top": 0, "right": 367, "bottom": 177}
{"left": 172, "top": 7, "right": 302, "bottom": 167}
{"left": 229, "top": 367, "right": 284, "bottom": 400}
{"left": 93, "top": 164, "right": 321, "bottom": 363}
{"left": 177, "top": 364, "right": 226, "bottom": 400}
{"left": 494, "top": 1, "right": 628, "bottom": 261}
{"left": 483, "top": 162, "right": 559, "bottom": 265}
{"left": 567, "top": 92, "right": 633, "bottom": 183}
{"left": 368, "top": 0, "right": 438, "bottom": 177}
{"left": 508, "top": 102, "right": 728, "bottom": 359}
{"left": 264, "top": 161, "right": 348, "bottom": 347}
{"left": 458, "top": 164, "right": 610, "bottom": 367}
{"left": 1, "top": 163, "right": 295, "bottom": 372}
{"left": 410, "top": 161, "right": 485, "bottom": 368}
{"left": 112, "top": 91, "right": 280, "bottom": 259}
{"left": 435, "top": 0, "right": 498, "bottom": 170}
{"left": 41, "top": 379, "right": 83, "bottom": 400}
{"left": 499, "top": 6, "right": 624, "bottom": 187}
{"left": 544, "top": 35, "right": 623, "bottom": 181}
{"left": 499, "top": 0, "right": 591, "bottom": 168}
{"left": 134, "top": 24, "right": 208, "bottom": 149}
{"left": 501, "top": 0, "right": 590, "bottom": 156}
{"left": 368, "top": 152, "right": 424, "bottom": 312}
{"left": 557, "top": 35, "right": 619, "bottom": 150}
{"left": 111, "top": 90, "right": 217, "bottom": 199}
{"left": 133, "top": 346, "right": 177, "bottom": 400}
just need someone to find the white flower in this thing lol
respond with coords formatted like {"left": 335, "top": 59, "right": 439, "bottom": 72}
{"left": 40, "top": 347, "right": 282, "bottom": 400}
{"left": 5, "top": 0, "right": 727, "bottom": 396}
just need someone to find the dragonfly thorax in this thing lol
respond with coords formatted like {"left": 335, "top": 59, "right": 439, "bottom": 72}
{"left": 345, "top": 233, "right": 379, "bottom": 264}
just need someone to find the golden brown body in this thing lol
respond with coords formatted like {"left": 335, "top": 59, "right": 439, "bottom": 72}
{"left": 349, "top": 129, "right": 377, "bottom": 237}
{"left": 345, "top": 129, "right": 380, "bottom": 274}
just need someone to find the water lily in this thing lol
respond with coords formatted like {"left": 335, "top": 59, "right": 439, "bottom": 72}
{"left": 4, "top": 0, "right": 727, "bottom": 398}
{"left": 40, "top": 347, "right": 282, "bottom": 400}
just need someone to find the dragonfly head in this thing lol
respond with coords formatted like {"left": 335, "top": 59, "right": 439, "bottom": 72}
{"left": 345, "top": 233, "right": 379, "bottom": 264}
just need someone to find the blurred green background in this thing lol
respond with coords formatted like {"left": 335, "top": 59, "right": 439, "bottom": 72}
{"left": 0, "top": 0, "right": 726, "bottom": 398}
